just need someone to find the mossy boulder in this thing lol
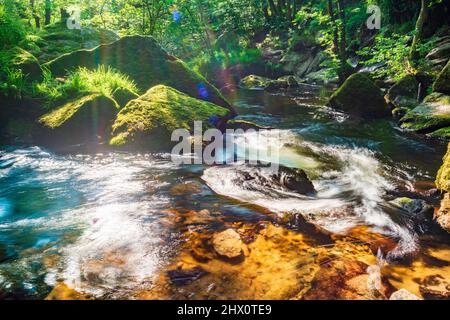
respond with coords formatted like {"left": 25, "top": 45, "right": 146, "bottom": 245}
{"left": 327, "top": 73, "right": 390, "bottom": 118}
{"left": 38, "top": 94, "right": 119, "bottom": 146}
{"left": 45, "top": 36, "right": 231, "bottom": 110}
{"left": 0, "top": 47, "right": 43, "bottom": 82}
{"left": 385, "top": 75, "right": 419, "bottom": 109}
{"left": 239, "top": 75, "right": 273, "bottom": 90}
{"left": 433, "top": 60, "right": 450, "bottom": 94}
{"left": 110, "top": 85, "right": 229, "bottom": 149}
{"left": 436, "top": 143, "right": 450, "bottom": 193}
{"left": 400, "top": 93, "right": 450, "bottom": 136}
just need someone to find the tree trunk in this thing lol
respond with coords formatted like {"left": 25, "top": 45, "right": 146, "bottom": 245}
{"left": 267, "top": 0, "right": 278, "bottom": 17}
{"left": 44, "top": 0, "right": 51, "bottom": 25}
{"left": 409, "top": 0, "right": 430, "bottom": 62}
{"left": 61, "top": 8, "right": 69, "bottom": 24}
{"left": 30, "top": 0, "right": 40, "bottom": 28}
{"left": 336, "top": 0, "right": 347, "bottom": 61}
{"left": 327, "top": 0, "right": 339, "bottom": 55}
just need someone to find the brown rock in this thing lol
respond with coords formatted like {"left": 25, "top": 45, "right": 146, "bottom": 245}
{"left": 420, "top": 275, "right": 450, "bottom": 300}
{"left": 212, "top": 229, "right": 244, "bottom": 259}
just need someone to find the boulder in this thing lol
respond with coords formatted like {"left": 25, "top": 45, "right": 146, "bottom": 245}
{"left": 400, "top": 93, "right": 450, "bottom": 137}
{"left": 389, "top": 289, "right": 421, "bottom": 300}
{"left": 433, "top": 60, "right": 450, "bottom": 94}
{"left": 389, "top": 197, "right": 435, "bottom": 234}
{"left": 109, "top": 85, "right": 229, "bottom": 149}
{"left": 327, "top": 73, "right": 390, "bottom": 118}
{"left": 420, "top": 275, "right": 450, "bottom": 300}
{"left": 385, "top": 75, "right": 419, "bottom": 109}
{"left": 426, "top": 42, "right": 450, "bottom": 63}
{"left": 436, "top": 193, "right": 450, "bottom": 233}
{"left": 232, "top": 164, "right": 316, "bottom": 195}
{"left": 212, "top": 229, "right": 244, "bottom": 259}
{"left": 239, "top": 75, "right": 272, "bottom": 90}
{"left": 45, "top": 36, "right": 232, "bottom": 109}
{"left": 38, "top": 94, "right": 119, "bottom": 146}
{"left": 0, "top": 47, "right": 43, "bottom": 82}
{"left": 436, "top": 143, "right": 450, "bottom": 193}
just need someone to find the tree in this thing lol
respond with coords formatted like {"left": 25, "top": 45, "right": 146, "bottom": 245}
{"left": 409, "top": 0, "right": 430, "bottom": 62}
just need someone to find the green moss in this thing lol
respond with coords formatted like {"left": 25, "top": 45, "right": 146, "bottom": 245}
{"left": 110, "top": 85, "right": 229, "bottom": 147}
{"left": 327, "top": 73, "right": 389, "bottom": 118}
{"left": 429, "top": 127, "right": 450, "bottom": 138}
{"left": 39, "top": 94, "right": 102, "bottom": 129}
{"left": 400, "top": 93, "right": 450, "bottom": 134}
{"left": 386, "top": 75, "right": 419, "bottom": 109}
{"left": 436, "top": 143, "right": 450, "bottom": 192}
{"left": 0, "top": 47, "right": 42, "bottom": 82}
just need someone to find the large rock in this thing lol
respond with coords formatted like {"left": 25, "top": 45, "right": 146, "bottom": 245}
{"left": 232, "top": 164, "right": 316, "bottom": 195}
{"left": 212, "top": 229, "right": 243, "bottom": 259}
{"left": 436, "top": 143, "right": 450, "bottom": 193}
{"left": 110, "top": 85, "right": 229, "bottom": 149}
{"left": 239, "top": 75, "right": 299, "bottom": 91}
{"left": 385, "top": 75, "right": 419, "bottom": 109}
{"left": 0, "top": 47, "right": 43, "bottom": 82}
{"left": 433, "top": 60, "right": 450, "bottom": 94}
{"left": 38, "top": 94, "right": 119, "bottom": 146}
{"left": 400, "top": 93, "right": 450, "bottom": 137}
{"left": 327, "top": 73, "right": 390, "bottom": 118}
{"left": 45, "top": 36, "right": 231, "bottom": 109}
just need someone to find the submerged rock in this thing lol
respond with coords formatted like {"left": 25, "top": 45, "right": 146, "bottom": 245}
{"left": 45, "top": 36, "right": 231, "bottom": 109}
{"left": 389, "top": 197, "right": 435, "bottom": 233}
{"left": 212, "top": 229, "right": 244, "bottom": 259}
{"left": 38, "top": 94, "right": 119, "bottom": 146}
{"left": 167, "top": 266, "right": 208, "bottom": 286}
{"left": 327, "top": 73, "right": 390, "bottom": 118}
{"left": 385, "top": 75, "right": 419, "bottom": 110}
{"left": 390, "top": 289, "right": 421, "bottom": 300}
{"left": 420, "top": 275, "right": 450, "bottom": 300}
{"left": 433, "top": 60, "right": 450, "bottom": 95}
{"left": 400, "top": 93, "right": 450, "bottom": 137}
{"left": 109, "top": 85, "right": 229, "bottom": 149}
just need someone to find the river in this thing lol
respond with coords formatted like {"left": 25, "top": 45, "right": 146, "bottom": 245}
{"left": 0, "top": 86, "right": 449, "bottom": 299}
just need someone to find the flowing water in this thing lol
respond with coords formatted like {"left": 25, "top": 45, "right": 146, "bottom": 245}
{"left": 0, "top": 86, "right": 449, "bottom": 299}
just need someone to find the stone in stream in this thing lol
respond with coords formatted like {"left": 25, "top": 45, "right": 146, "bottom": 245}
{"left": 389, "top": 197, "right": 436, "bottom": 233}
{"left": 167, "top": 266, "right": 208, "bottom": 286}
{"left": 435, "top": 144, "right": 450, "bottom": 233}
{"left": 420, "top": 275, "right": 450, "bottom": 300}
{"left": 109, "top": 85, "right": 230, "bottom": 149}
{"left": 385, "top": 75, "right": 419, "bottom": 111}
{"left": 212, "top": 229, "right": 244, "bottom": 259}
{"left": 327, "top": 73, "right": 390, "bottom": 118}
{"left": 400, "top": 92, "right": 450, "bottom": 138}
{"left": 235, "top": 165, "right": 316, "bottom": 195}
{"left": 389, "top": 289, "right": 421, "bottom": 300}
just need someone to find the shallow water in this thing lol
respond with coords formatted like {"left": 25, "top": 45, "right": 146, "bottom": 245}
{"left": 0, "top": 86, "right": 449, "bottom": 299}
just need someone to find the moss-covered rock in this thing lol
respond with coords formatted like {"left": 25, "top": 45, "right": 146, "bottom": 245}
{"left": 239, "top": 75, "right": 273, "bottom": 90}
{"left": 436, "top": 143, "right": 450, "bottom": 193}
{"left": 433, "top": 60, "right": 450, "bottom": 94}
{"left": 45, "top": 36, "right": 232, "bottom": 110}
{"left": 0, "top": 47, "right": 43, "bottom": 82}
{"left": 385, "top": 75, "right": 419, "bottom": 109}
{"left": 400, "top": 93, "right": 450, "bottom": 135}
{"left": 110, "top": 85, "right": 229, "bottom": 149}
{"left": 327, "top": 73, "right": 390, "bottom": 118}
{"left": 38, "top": 94, "right": 119, "bottom": 146}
